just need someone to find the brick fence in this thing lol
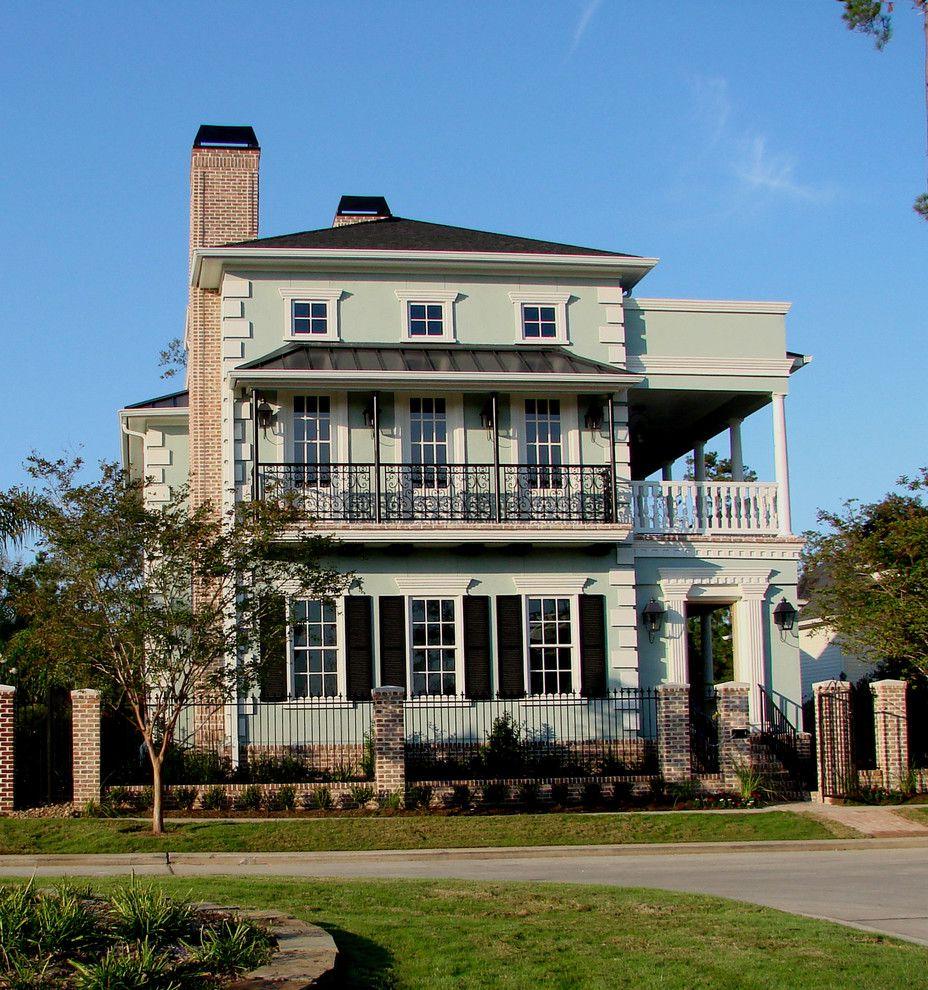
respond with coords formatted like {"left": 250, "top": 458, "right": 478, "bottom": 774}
{"left": 71, "top": 689, "right": 101, "bottom": 809}
{"left": 372, "top": 686, "right": 406, "bottom": 801}
{"left": 0, "top": 686, "right": 14, "bottom": 814}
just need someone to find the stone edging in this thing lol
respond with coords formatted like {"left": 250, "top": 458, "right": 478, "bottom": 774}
{"left": 200, "top": 904, "right": 338, "bottom": 988}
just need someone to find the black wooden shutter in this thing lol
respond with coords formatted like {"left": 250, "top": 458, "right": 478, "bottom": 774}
{"left": 496, "top": 595, "right": 525, "bottom": 698}
{"left": 258, "top": 593, "right": 288, "bottom": 702}
{"left": 463, "top": 596, "right": 492, "bottom": 700}
{"left": 345, "top": 596, "right": 374, "bottom": 701}
{"left": 378, "top": 596, "right": 407, "bottom": 690}
{"left": 579, "top": 594, "right": 608, "bottom": 698}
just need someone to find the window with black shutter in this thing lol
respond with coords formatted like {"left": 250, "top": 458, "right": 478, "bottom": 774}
{"left": 496, "top": 595, "right": 525, "bottom": 698}
{"left": 345, "top": 596, "right": 373, "bottom": 700}
{"left": 378, "top": 596, "right": 407, "bottom": 690}
{"left": 579, "top": 594, "right": 608, "bottom": 698}
{"left": 463, "top": 596, "right": 492, "bottom": 700}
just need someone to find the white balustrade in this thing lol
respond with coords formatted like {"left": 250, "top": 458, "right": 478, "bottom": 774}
{"left": 631, "top": 481, "right": 780, "bottom": 535}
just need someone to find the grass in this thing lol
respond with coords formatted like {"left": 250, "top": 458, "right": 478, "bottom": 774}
{"left": 9, "top": 876, "right": 924, "bottom": 989}
{"left": 0, "top": 811, "right": 846, "bottom": 854}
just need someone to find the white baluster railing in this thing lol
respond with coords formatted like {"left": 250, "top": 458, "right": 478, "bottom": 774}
{"left": 631, "top": 481, "right": 780, "bottom": 535}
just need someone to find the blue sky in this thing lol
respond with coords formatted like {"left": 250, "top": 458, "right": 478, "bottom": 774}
{"left": 0, "top": 1, "right": 925, "bottom": 532}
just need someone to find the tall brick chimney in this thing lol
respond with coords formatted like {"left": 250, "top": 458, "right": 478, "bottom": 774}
{"left": 332, "top": 195, "right": 391, "bottom": 227}
{"left": 187, "top": 125, "right": 260, "bottom": 511}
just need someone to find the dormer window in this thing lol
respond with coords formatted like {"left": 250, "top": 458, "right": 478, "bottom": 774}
{"left": 278, "top": 288, "right": 343, "bottom": 341}
{"left": 395, "top": 289, "right": 459, "bottom": 341}
{"left": 508, "top": 290, "right": 571, "bottom": 345}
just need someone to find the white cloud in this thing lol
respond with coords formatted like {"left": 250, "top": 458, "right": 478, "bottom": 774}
{"left": 569, "top": 0, "right": 602, "bottom": 56}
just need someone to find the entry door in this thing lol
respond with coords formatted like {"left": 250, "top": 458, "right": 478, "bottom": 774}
{"left": 524, "top": 398, "right": 563, "bottom": 489}
{"left": 410, "top": 397, "right": 448, "bottom": 489}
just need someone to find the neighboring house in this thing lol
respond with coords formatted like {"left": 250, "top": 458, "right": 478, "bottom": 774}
{"left": 119, "top": 125, "right": 810, "bottom": 728}
{"left": 798, "top": 614, "right": 871, "bottom": 701}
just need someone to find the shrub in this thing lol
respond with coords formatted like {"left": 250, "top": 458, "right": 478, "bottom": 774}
{"left": 304, "top": 786, "right": 333, "bottom": 811}
{"left": 276, "top": 784, "right": 297, "bottom": 811}
{"left": 648, "top": 777, "right": 667, "bottom": 803}
{"left": 105, "top": 786, "right": 137, "bottom": 811}
{"left": 581, "top": 781, "right": 602, "bottom": 807}
{"left": 349, "top": 784, "right": 375, "bottom": 808}
{"left": 443, "top": 784, "right": 471, "bottom": 809}
{"left": 200, "top": 785, "right": 228, "bottom": 811}
{"left": 136, "top": 786, "right": 154, "bottom": 811}
{"left": 235, "top": 785, "right": 263, "bottom": 812}
{"left": 361, "top": 731, "right": 376, "bottom": 780}
{"left": 517, "top": 781, "right": 539, "bottom": 807}
{"left": 607, "top": 780, "right": 634, "bottom": 807}
{"left": 189, "top": 918, "right": 273, "bottom": 975}
{"left": 481, "top": 781, "right": 509, "bottom": 806}
{"left": 263, "top": 788, "right": 284, "bottom": 812}
{"left": 601, "top": 753, "right": 629, "bottom": 775}
{"left": 377, "top": 790, "right": 403, "bottom": 811}
{"left": 482, "top": 713, "right": 525, "bottom": 776}
{"left": 30, "top": 887, "right": 101, "bottom": 956}
{"left": 246, "top": 753, "right": 310, "bottom": 784}
{"left": 70, "top": 940, "right": 180, "bottom": 990}
{"left": 731, "top": 762, "right": 770, "bottom": 803}
{"left": 108, "top": 879, "right": 196, "bottom": 945}
{"left": 326, "top": 762, "right": 360, "bottom": 783}
{"left": 667, "top": 779, "right": 700, "bottom": 806}
{"left": 169, "top": 786, "right": 198, "bottom": 811}
{"left": 405, "top": 784, "right": 434, "bottom": 809}
{"left": 163, "top": 745, "right": 230, "bottom": 785}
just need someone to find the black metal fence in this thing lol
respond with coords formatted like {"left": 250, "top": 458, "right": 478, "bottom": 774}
{"left": 13, "top": 686, "right": 72, "bottom": 808}
{"left": 757, "top": 685, "right": 815, "bottom": 788}
{"left": 102, "top": 698, "right": 374, "bottom": 787}
{"left": 907, "top": 683, "right": 928, "bottom": 769}
{"left": 850, "top": 681, "right": 876, "bottom": 770}
{"left": 404, "top": 689, "right": 659, "bottom": 781}
{"left": 690, "top": 689, "right": 720, "bottom": 774}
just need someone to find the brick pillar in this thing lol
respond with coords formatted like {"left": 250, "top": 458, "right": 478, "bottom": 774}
{"left": 812, "top": 680, "right": 853, "bottom": 803}
{"left": 0, "top": 686, "right": 14, "bottom": 814}
{"left": 715, "top": 681, "right": 751, "bottom": 784}
{"left": 71, "top": 689, "right": 101, "bottom": 809}
{"left": 871, "top": 679, "right": 909, "bottom": 791}
{"left": 656, "top": 683, "right": 692, "bottom": 781}
{"left": 372, "top": 686, "right": 406, "bottom": 801}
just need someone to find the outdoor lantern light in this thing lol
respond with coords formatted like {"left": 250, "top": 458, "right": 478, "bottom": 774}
{"left": 584, "top": 400, "right": 604, "bottom": 431}
{"left": 256, "top": 398, "right": 274, "bottom": 432}
{"left": 773, "top": 598, "right": 798, "bottom": 633}
{"left": 363, "top": 403, "right": 375, "bottom": 430}
{"left": 479, "top": 399, "right": 494, "bottom": 433}
{"left": 642, "top": 598, "right": 666, "bottom": 643}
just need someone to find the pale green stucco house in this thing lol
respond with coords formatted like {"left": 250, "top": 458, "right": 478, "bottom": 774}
{"left": 119, "top": 126, "right": 809, "bottom": 740}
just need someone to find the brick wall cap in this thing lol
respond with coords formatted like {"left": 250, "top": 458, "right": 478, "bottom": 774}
{"left": 812, "top": 679, "right": 851, "bottom": 694}
{"left": 372, "top": 686, "right": 406, "bottom": 699}
{"left": 71, "top": 689, "right": 101, "bottom": 699}
{"left": 870, "top": 679, "right": 907, "bottom": 691}
{"left": 0, "top": 685, "right": 15, "bottom": 695}
{"left": 714, "top": 681, "right": 751, "bottom": 693}
{"left": 656, "top": 682, "right": 689, "bottom": 693}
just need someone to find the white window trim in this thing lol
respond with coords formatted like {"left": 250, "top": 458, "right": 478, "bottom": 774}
{"left": 285, "top": 597, "right": 347, "bottom": 701}
{"left": 404, "top": 594, "right": 465, "bottom": 699}
{"left": 521, "top": 593, "right": 581, "bottom": 698}
{"left": 283, "top": 391, "right": 349, "bottom": 465}
{"left": 395, "top": 289, "right": 459, "bottom": 341}
{"left": 509, "top": 395, "right": 581, "bottom": 466}
{"left": 279, "top": 287, "right": 343, "bottom": 341}
{"left": 396, "top": 393, "right": 466, "bottom": 465}
{"left": 508, "top": 290, "right": 571, "bottom": 345}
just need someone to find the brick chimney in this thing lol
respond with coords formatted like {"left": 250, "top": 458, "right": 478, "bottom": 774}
{"left": 332, "top": 195, "right": 391, "bottom": 227}
{"left": 187, "top": 125, "right": 260, "bottom": 511}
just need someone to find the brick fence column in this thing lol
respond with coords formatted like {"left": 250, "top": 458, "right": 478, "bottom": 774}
{"left": 656, "top": 683, "right": 692, "bottom": 782}
{"left": 372, "top": 686, "right": 406, "bottom": 802}
{"left": 871, "top": 679, "right": 909, "bottom": 791}
{"left": 0, "top": 686, "right": 14, "bottom": 814}
{"left": 71, "top": 689, "right": 101, "bottom": 809}
{"left": 812, "top": 680, "right": 854, "bottom": 803}
{"left": 715, "top": 681, "right": 751, "bottom": 785}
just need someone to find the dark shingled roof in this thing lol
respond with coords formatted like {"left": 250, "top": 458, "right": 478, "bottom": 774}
{"left": 236, "top": 342, "right": 627, "bottom": 377}
{"left": 223, "top": 216, "right": 637, "bottom": 258}
{"left": 124, "top": 389, "right": 189, "bottom": 410}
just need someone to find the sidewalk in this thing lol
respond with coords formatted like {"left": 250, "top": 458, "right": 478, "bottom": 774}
{"left": 787, "top": 802, "right": 928, "bottom": 838}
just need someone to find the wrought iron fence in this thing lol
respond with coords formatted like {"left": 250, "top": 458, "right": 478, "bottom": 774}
{"left": 257, "top": 463, "right": 375, "bottom": 521}
{"left": 13, "top": 686, "right": 72, "bottom": 808}
{"left": 102, "top": 697, "right": 373, "bottom": 786}
{"left": 757, "top": 685, "right": 815, "bottom": 787}
{"left": 404, "top": 689, "right": 659, "bottom": 781}
{"left": 499, "top": 464, "right": 614, "bottom": 523}
{"left": 849, "top": 681, "right": 876, "bottom": 770}
{"left": 908, "top": 683, "right": 928, "bottom": 769}
{"left": 690, "top": 689, "right": 719, "bottom": 774}
{"left": 380, "top": 463, "right": 494, "bottom": 521}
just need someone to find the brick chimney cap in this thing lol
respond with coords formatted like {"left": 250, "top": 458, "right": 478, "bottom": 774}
{"left": 193, "top": 125, "right": 259, "bottom": 150}
{"left": 336, "top": 195, "right": 391, "bottom": 218}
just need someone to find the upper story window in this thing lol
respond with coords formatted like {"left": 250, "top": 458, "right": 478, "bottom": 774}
{"left": 508, "top": 291, "right": 571, "bottom": 345}
{"left": 279, "top": 287, "right": 343, "bottom": 341}
{"left": 395, "top": 289, "right": 459, "bottom": 341}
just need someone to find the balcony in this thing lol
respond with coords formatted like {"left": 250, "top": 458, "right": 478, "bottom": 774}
{"left": 256, "top": 464, "right": 782, "bottom": 535}
{"left": 257, "top": 462, "right": 618, "bottom": 525}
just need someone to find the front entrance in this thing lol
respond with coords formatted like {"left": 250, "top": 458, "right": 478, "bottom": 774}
{"left": 686, "top": 603, "right": 734, "bottom": 773}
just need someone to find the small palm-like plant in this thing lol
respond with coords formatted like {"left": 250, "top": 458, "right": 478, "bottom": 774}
{"left": 70, "top": 940, "right": 183, "bottom": 990}
{"left": 108, "top": 879, "right": 195, "bottom": 946}
{"left": 188, "top": 919, "right": 273, "bottom": 975}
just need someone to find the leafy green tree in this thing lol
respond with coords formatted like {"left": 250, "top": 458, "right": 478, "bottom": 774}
{"left": 683, "top": 450, "right": 758, "bottom": 482}
{"left": 158, "top": 338, "right": 187, "bottom": 380}
{"left": 839, "top": 0, "right": 928, "bottom": 219}
{"left": 0, "top": 457, "right": 349, "bottom": 832}
{"left": 802, "top": 467, "right": 928, "bottom": 678}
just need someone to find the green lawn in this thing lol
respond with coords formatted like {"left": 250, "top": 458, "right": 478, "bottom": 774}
{"left": 0, "top": 810, "right": 846, "bottom": 854}
{"left": 12, "top": 876, "right": 923, "bottom": 989}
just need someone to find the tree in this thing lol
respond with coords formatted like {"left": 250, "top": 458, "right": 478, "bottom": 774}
{"left": 839, "top": 0, "right": 928, "bottom": 219}
{"left": 683, "top": 450, "right": 758, "bottom": 482}
{"left": 802, "top": 466, "right": 928, "bottom": 677}
{"left": 0, "top": 457, "right": 349, "bottom": 833}
{"left": 158, "top": 337, "right": 187, "bottom": 380}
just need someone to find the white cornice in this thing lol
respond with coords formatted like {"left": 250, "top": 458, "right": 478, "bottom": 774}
{"left": 624, "top": 355, "right": 794, "bottom": 378}
{"left": 631, "top": 298, "right": 791, "bottom": 315}
{"left": 633, "top": 539, "right": 802, "bottom": 561}
{"left": 512, "top": 575, "right": 589, "bottom": 595}
{"left": 507, "top": 290, "right": 572, "bottom": 305}
{"left": 277, "top": 287, "right": 344, "bottom": 302}
{"left": 395, "top": 574, "right": 473, "bottom": 595}
{"left": 394, "top": 289, "right": 460, "bottom": 304}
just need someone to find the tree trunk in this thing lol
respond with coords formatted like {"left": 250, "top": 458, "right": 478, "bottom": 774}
{"left": 150, "top": 756, "right": 164, "bottom": 835}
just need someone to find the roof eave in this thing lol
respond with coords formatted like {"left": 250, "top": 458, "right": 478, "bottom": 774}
{"left": 192, "top": 247, "right": 659, "bottom": 290}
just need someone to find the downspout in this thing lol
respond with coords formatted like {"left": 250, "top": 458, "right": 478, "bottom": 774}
{"left": 120, "top": 418, "right": 147, "bottom": 480}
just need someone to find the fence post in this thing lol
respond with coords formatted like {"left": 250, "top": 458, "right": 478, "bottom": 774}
{"left": 812, "top": 680, "right": 854, "bottom": 803}
{"left": 0, "top": 686, "right": 14, "bottom": 814}
{"left": 656, "top": 683, "right": 692, "bottom": 781}
{"left": 71, "top": 689, "right": 101, "bottom": 809}
{"left": 372, "top": 686, "right": 406, "bottom": 802}
{"left": 715, "top": 681, "right": 751, "bottom": 786}
{"left": 871, "top": 679, "right": 909, "bottom": 791}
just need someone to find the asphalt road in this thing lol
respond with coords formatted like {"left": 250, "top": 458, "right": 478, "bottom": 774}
{"left": 3, "top": 843, "right": 927, "bottom": 945}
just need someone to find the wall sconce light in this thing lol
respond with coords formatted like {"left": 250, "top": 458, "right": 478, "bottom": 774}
{"left": 256, "top": 399, "right": 275, "bottom": 432}
{"left": 584, "top": 400, "right": 604, "bottom": 431}
{"left": 773, "top": 598, "right": 798, "bottom": 633}
{"left": 363, "top": 403, "right": 375, "bottom": 430}
{"left": 641, "top": 598, "right": 666, "bottom": 643}
{"left": 479, "top": 400, "right": 494, "bottom": 433}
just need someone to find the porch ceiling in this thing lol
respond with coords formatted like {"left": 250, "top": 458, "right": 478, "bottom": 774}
{"left": 628, "top": 387, "right": 771, "bottom": 478}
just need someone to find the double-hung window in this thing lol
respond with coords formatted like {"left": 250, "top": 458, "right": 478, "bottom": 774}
{"left": 524, "top": 398, "right": 562, "bottom": 489}
{"left": 290, "top": 599, "right": 339, "bottom": 698}
{"left": 293, "top": 396, "right": 331, "bottom": 486}
{"left": 409, "top": 397, "right": 448, "bottom": 489}
{"left": 526, "top": 596, "right": 574, "bottom": 694}
{"left": 410, "top": 597, "right": 458, "bottom": 696}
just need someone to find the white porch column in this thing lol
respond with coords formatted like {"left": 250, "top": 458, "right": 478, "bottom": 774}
{"left": 734, "top": 593, "right": 766, "bottom": 724}
{"left": 661, "top": 462, "right": 673, "bottom": 482}
{"left": 693, "top": 442, "right": 706, "bottom": 483}
{"left": 772, "top": 393, "right": 792, "bottom": 535}
{"left": 664, "top": 594, "right": 689, "bottom": 685}
{"left": 728, "top": 418, "right": 744, "bottom": 482}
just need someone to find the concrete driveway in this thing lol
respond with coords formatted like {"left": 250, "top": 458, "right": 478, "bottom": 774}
{"left": 3, "top": 840, "right": 928, "bottom": 945}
